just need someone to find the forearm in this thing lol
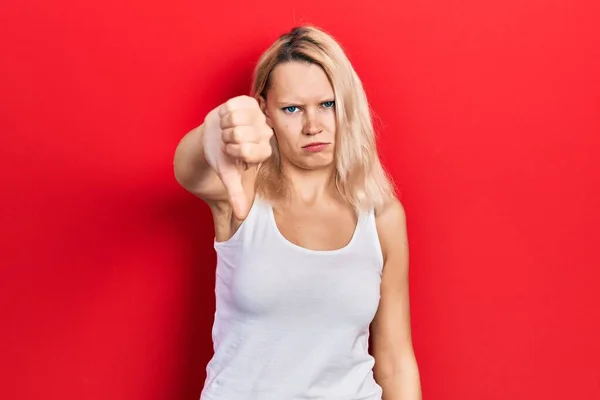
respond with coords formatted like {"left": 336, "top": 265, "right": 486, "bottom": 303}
{"left": 377, "top": 357, "right": 422, "bottom": 400}
{"left": 173, "top": 124, "right": 223, "bottom": 197}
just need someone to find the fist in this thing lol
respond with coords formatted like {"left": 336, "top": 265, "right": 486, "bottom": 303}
{"left": 203, "top": 95, "right": 273, "bottom": 219}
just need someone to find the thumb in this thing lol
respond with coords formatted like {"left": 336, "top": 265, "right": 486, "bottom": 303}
{"left": 220, "top": 170, "right": 249, "bottom": 220}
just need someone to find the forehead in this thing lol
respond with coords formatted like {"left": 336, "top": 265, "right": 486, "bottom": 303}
{"left": 267, "top": 62, "right": 333, "bottom": 102}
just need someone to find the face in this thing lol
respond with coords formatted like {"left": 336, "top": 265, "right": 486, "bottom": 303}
{"left": 260, "top": 62, "right": 337, "bottom": 171}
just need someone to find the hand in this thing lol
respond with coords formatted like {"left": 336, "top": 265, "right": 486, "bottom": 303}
{"left": 203, "top": 95, "right": 273, "bottom": 220}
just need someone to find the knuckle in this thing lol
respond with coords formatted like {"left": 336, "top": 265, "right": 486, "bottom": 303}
{"left": 254, "top": 106, "right": 262, "bottom": 116}
{"left": 239, "top": 143, "right": 253, "bottom": 159}
{"left": 229, "top": 110, "right": 241, "bottom": 126}
{"left": 232, "top": 126, "right": 244, "bottom": 142}
{"left": 229, "top": 144, "right": 242, "bottom": 158}
{"left": 222, "top": 99, "right": 235, "bottom": 113}
{"left": 261, "top": 127, "right": 273, "bottom": 140}
{"left": 222, "top": 129, "right": 232, "bottom": 143}
{"left": 244, "top": 95, "right": 258, "bottom": 106}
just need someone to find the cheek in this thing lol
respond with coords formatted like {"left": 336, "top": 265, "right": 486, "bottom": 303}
{"left": 324, "top": 111, "right": 337, "bottom": 132}
{"left": 272, "top": 116, "right": 301, "bottom": 145}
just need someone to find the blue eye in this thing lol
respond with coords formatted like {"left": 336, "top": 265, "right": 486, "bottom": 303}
{"left": 282, "top": 106, "right": 299, "bottom": 113}
{"left": 322, "top": 101, "right": 335, "bottom": 108}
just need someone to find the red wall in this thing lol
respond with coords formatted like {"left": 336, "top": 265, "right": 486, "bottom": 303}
{"left": 1, "top": 1, "right": 599, "bottom": 399}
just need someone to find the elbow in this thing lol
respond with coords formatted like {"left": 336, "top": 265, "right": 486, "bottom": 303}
{"left": 173, "top": 145, "right": 189, "bottom": 190}
{"left": 374, "top": 351, "right": 420, "bottom": 383}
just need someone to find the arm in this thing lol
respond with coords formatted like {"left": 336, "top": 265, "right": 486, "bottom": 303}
{"left": 173, "top": 123, "right": 229, "bottom": 202}
{"left": 371, "top": 199, "right": 422, "bottom": 400}
{"left": 173, "top": 96, "right": 272, "bottom": 223}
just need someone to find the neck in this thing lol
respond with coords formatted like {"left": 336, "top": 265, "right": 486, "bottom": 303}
{"left": 279, "top": 162, "right": 338, "bottom": 205}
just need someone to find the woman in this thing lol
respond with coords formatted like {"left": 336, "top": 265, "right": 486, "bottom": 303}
{"left": 174, "top": 25, "right": 422, "bottom": 400}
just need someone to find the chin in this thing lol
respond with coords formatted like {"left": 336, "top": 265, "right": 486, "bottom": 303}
{"left": 280, "top": 148, "right": 335, "bottom": 171}
{"left": 296, "top": 157, "right": 335, "bottom": 171}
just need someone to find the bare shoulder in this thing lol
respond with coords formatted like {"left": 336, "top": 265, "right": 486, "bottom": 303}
{"left": 375, "top": 197, "right": 408, "bottom": 262}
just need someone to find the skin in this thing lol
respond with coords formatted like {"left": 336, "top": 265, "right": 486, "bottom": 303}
{"left": 173, "top": 61, "right": 422, "bottom": 399}
{"left": 259, "top": 62, "right": 357, "bottom": 251}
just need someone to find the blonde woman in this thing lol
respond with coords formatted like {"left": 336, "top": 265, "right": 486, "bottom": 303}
{"left": 174, "top": 25, "right": 422, "bottom": 400}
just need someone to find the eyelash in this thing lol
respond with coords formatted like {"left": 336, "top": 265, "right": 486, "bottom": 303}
{"left": 282, "top": 101, "right": 335, "bottom": 114}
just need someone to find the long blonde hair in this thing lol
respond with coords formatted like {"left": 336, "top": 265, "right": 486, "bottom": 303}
{"left": 251, "top": 25, "right": 395, "bottom": 213}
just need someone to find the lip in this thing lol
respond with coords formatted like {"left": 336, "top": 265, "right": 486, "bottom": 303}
{"left": 302, "top": 142, "right": 330, "bottom": 153}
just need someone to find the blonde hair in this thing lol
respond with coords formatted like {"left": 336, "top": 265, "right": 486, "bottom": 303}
{"left": 251, "top": 25, "right": 396, "bottom": 213}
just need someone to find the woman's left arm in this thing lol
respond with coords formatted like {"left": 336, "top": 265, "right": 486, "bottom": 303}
{"left": 370, "top": 199, "right": 422, "bottom": 400}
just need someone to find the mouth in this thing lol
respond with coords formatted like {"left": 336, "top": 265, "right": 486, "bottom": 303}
{"left": 302, "top": 142, "right": 330, "bottom": 153}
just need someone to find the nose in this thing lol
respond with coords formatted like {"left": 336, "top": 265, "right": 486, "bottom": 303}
{"left": 302, "top": 111, "right": 322, "bottom": 136}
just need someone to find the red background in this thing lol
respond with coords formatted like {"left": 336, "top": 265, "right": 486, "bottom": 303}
{"left": 1, "top": 1, "right": 599, "bottom": 399}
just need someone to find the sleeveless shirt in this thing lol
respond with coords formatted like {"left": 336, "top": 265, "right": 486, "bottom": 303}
{"left": 200, "top": 196, "right": 384, "bottom": 400}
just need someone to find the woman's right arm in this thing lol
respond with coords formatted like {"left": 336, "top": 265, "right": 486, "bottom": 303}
{"left": 173, "top": 123, "right": 228, "bottom": 203}
{"left": 173, "top": 96, "right": 273, "bottom": 222}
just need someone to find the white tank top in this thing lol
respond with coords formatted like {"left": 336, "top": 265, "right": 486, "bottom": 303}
{"left": 200, "top": 196, "right": 384, "bottom": 400}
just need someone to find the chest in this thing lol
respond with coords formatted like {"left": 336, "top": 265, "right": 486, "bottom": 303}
{"left": 227, "top": 248, "right": 382, "bottom": 329}
{"left": 272, "top": 205, "right": 358, "bottom": 252}
{"left": 214, "top": 201, "right": 383, "bottom": 329}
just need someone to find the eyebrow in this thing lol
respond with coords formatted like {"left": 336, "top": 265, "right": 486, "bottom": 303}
{"left": 275, "top": 98, "right": 335, "bottom": 106}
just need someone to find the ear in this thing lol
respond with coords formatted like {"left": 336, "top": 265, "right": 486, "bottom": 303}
{"left": 258, "top": 95, "right": 274, "bottom": 128}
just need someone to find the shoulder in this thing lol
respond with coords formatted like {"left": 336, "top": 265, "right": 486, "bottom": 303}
{"left": 375, "top": 196, "right": 407, "bottom": 234}
{"left": 374, "top": 197, "right": 408, "bottom": 262}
